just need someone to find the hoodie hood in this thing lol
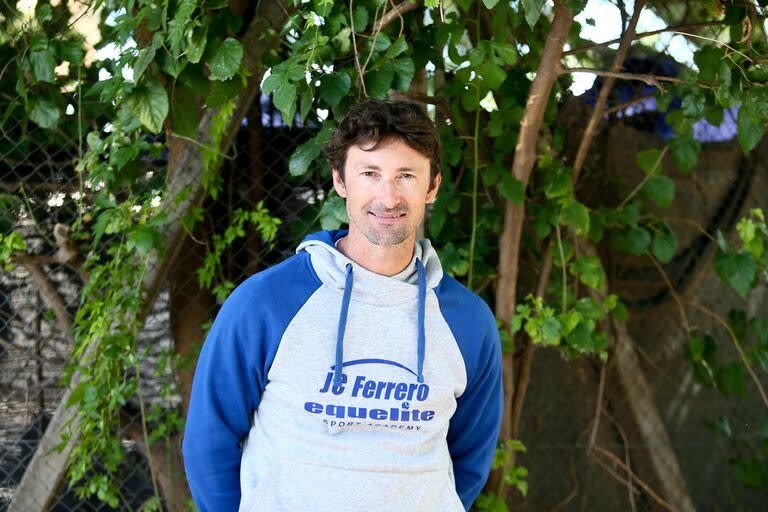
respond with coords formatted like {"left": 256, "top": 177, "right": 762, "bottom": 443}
{"left": 296, "top": 229, "right": 444, "bottom": 306}
{"left": 296, "top": 229, "right": 444, "bottom": 386}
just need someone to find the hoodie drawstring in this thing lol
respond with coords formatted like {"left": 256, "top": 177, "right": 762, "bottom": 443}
{"left": 333, "top": 258, "right": 428, "bottom": 388}
{"left": 333, "top": 263, "right": 354, "bottom": 389}
{"left": 415, "top": 258, "right": 426, "bottom": 383}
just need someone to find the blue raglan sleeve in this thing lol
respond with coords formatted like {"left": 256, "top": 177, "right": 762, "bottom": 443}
{"left": 181, "top": 253, "right": 322, "bottom": 512}
{"left": 447, "top": 305, "right": 504, "bottom": 511}
{"left": 181, "top": 282, "right": 266, "bottom": 512}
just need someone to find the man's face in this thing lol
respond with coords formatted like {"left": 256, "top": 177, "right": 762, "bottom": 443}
{"left": 332, "top": 137, "right": 441, "bottom": 247}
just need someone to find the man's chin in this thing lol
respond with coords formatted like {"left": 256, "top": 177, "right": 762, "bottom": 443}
{"left": 362, "top": 226, "right": 411, "bottom": 247}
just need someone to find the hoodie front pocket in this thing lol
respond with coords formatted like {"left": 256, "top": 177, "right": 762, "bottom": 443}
{"left": 240, "top": 455, "right": 464, "bottom": 512}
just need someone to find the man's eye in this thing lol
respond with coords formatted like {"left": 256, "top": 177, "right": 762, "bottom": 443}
{"left": 363, "top": 171, "right": 377, "bottom": 177}
{"left": 400, "top": 174, "right": 415, "bottom": 179}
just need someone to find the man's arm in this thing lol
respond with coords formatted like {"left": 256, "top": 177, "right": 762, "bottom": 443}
{"left": 181, "top": 253, "right": 321, "bottom": 511}
{"left": 181, "top": 284, "right": 265, "bottom": 512}
{"left": 447, "top": 308, "right": 504, "bottom": 511}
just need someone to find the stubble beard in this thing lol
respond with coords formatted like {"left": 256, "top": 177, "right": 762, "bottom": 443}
{"left": 348, "top": 204, "right": 419, "bottom": 246}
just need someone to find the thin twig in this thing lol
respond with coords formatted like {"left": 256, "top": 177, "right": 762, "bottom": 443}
{"left": 593, "top": 455, "right": 641, "bottom": 497}
{"left": 564, "top": 20, "right": 729, "bottom": 55}
{"left": 375, "top": 0, "right": 419, "bottom": 34}
{"left": 561, "top": 67, "right": 685, "bottom": 90}
{"left": 602, "top": 406, "right": 637, "bottom": 512}
{"left": 350, "top": 0, "right": 367, "bottom": 96}
{"left": 15, "top": 256, "right": 74, "bottom": 345}
{"left": 663, "top": 216, "right": 717, "bottom": 242}
{"left": 587, "top": 361, "right": 607, "bottom": 454}
{"left": 648, "top": 253, "right": 690, "bottom": 333}
{"left": 685, "top": 300, "right": 768, "bottom": 409}
{"left": 571, "top": 0, "right": 646, "bottom": 183}
{"left": 361, "top": 3, "right": 387, "bottom": 79}
{"left": 615, "top": 146, "right": 669, "bottom": 210}
{"left": 672, "top": 31, "right": 753, "bottom": 63}
{"left": 603, "top": 92, "right": 655, "bottom": 116}
{"left": 593, "top": 446, "right": 678, "bottom": 512}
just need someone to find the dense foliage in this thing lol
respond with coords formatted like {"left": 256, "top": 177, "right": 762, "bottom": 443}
{"left": 3, "top": 0, "right": 768, "bottom": 509}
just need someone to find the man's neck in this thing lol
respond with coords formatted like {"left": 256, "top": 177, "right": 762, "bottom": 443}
{"left": 336, "top": 231, "right": 415, "bottom": 277}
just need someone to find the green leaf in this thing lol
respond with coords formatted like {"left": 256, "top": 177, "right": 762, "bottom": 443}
{"left": 560, "top": 200, "right": 590, "bottom": 235}
{"left": 29, "top": 32, "right": 48, "bottom": 52}
{"left": 364, "top": 62, "right": 395, "bottom": 99}
{"left": 694, "top": 46, "right": 728, "bottom": 84}
{"left": 319, "top": 195, "right": 348, "bottom": 230}
{"left": 319, "top": 72, "right": 351, "bottom": 107}
{"left": 208, "top": 38, "right": 243, "bottom": 81}
{"left": 681, "top": 92, "right": 705, "bottom": 119}
{"left": 565, "top": 322, "right": 593, "bottom": 353}
{"left": 482, "top": 0, "right": 500, "bottom": 8}
{"left": 611, "top": 226, "right": 652, "bottom": 256}
{"left": 544, "top": 168, "right": 572, "bottom": 199}
{"left": 170, "top": 85, "right": 199, "bottom": 138}
{"left": 273, "top": 82, "right": 297, "bottom": 125}
{"left": 522, "top": 0, "right": 548, "bottom": 28}
{"left": 30, "top": 50, "right": 56, "bottom": 83}
{"left": 643, "top": 175, "right": 675, "bottom": 209}
{"left": 290, "top": 139, "right": 323, "bottom": 177}
{"left": 352, "top": 5, "right": 369, "bottom": 31}
{"left": 59, "top": 41, "right": 85, "bottom": 65}
{"left": 385, "top": 37, "right": 408, "bottom": 59}
{"left": 669, "top": 131, "right": 700, "bottom": 172}
{"left": 289, "top": 122, "right": 335, "bottom": 176}
{"left": 127, "top": 226, "right": 162, "bottom": 256}
{"left": 737, "top": 98, "right": 767, "bottom": 155}
{"left": 206, "top": 78, "right": 242, "bottom": 108}
{"left": 392, "top": 57, "right": 415, "bottom": 92}
{"left": 651, "top": 224, "right": 677, "bottom": 263}
{"left": 495, "top": 43, "right": 517, "bottom": 66}
{"left": 528, "top": 317, "right": 561, "bottom": 346}
{"left": 478, "top": 60, "right": 506, "bottom": 90}
{"left": 570, "top": 255, "right": 606, "bottom": 290}
{"left": 714, "top": 250, "right": 757, "bottom": 298}
{"left": 127, "top": 79, "right": 169, "bottom": 133}
{"left": 635, "top": 148, "right": 662, "bottom": 175}
{"left": 498, "top": 174, "right": 524, "bottom": 204}
{"left": 29, "top": 96, "right": 60, "bottom": 128}
{"left": 717, "top": 362, "right": 745, "bottom": 397}
{"left": 574, "top": 297, "right": 603, "bottom": 320}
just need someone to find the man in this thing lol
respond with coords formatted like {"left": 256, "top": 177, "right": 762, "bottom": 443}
{"left": 182, "top": 99, "right": 503, "bottom": 512}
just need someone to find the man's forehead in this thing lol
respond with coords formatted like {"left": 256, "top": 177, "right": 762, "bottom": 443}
{"left": 347, "top": 139, "right": 429, "bottom": 168}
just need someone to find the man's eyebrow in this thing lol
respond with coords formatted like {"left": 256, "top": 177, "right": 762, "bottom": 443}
{"left": 358, "top": 164, "right": 416, "bottom": 172}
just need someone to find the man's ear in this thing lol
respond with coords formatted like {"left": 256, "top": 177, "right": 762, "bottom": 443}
{"left": 426, "top": 172, "right": 442, "bottom": 204}
{"left": 332, "top": 168, "right": 347, "bottom": 198}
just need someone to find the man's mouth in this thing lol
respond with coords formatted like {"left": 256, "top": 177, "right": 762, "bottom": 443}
{"left": 369, "top": 212, "right": 406, "bottom": 218}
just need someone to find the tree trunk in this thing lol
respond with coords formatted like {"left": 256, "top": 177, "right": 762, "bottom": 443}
{"left": 489, "top": 2, "right": 574, "bottom": 499}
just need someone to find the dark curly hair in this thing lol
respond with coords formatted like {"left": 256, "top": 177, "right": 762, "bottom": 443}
{"left": 322, "top": 99, "right": 442, "bottom": 185}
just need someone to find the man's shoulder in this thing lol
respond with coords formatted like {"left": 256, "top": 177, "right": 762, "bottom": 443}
{"left": 434, "top": 273, "right": 495, "bottom": 324}
{"left": 434, "top": 273, "right": 499, "bottom": 380}
{"left": 222, "top": 251, "right": 321, "bottom": 314}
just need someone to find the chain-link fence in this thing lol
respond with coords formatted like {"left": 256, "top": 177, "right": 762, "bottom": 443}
{"left": 3, "top": 5, "right": 768, "bottom": 511}
{"left": 0, "top": 85, "right": 327, "bottom": 509}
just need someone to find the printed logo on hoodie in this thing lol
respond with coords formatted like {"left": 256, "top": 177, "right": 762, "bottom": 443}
{"left": 303, "top": 359, "right": 436, "bottom": 432}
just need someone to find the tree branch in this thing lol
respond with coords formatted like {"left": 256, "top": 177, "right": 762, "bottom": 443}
{"left": 593, "top": 446, "right": 677, "bottom": 512}
{"left": 564, "top": 20, "right": 728, "bottom": 56}
{"left": 561, "top": 67, "right": 686, "bottom": 91}
{"left": 373, "top": 0, "right": 419, "bottom": 33}
{"left": 571, "top": 0, "right": 646, "bottom": 182}
{"left": 493, "top": 4, "right": 574, "bottom": 500}
{"left": 13, "top": 256, "right": 74, "bottom": 345}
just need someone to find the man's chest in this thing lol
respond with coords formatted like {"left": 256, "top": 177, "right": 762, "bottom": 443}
{"left": 257, "top": 286, "right": 468, "bottom": 437}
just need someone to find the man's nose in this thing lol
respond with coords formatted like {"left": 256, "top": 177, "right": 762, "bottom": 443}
{"left": 378, "top": 178, "right": 403, "bottom": 208}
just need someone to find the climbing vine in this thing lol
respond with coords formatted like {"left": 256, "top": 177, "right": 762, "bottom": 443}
{"left": 4, "top": 0, "right": 768, "bottom": 509}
